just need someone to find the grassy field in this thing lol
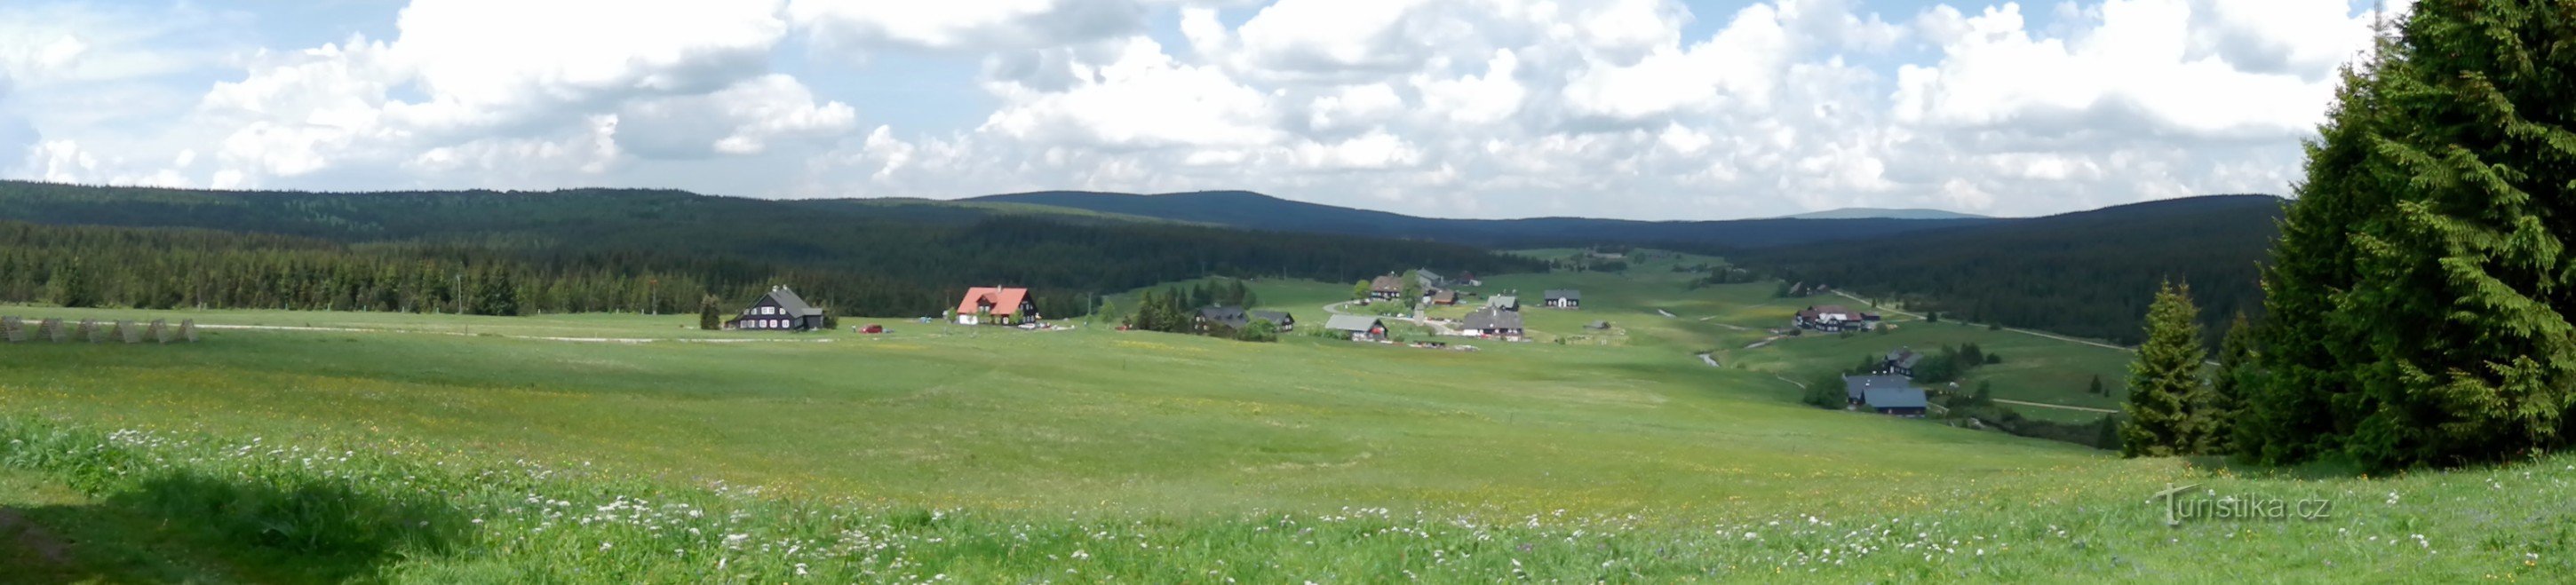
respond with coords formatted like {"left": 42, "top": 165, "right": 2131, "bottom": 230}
{"left": 1, "top": 268, "right": 2569, "bottom": 581}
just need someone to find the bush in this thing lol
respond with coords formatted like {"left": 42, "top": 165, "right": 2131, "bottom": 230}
{"left": 1800, "top": 371, "right": 1849, "bottom": 409}
{"left": 1236, "top": 320, "right": 1279, "bottom": 343}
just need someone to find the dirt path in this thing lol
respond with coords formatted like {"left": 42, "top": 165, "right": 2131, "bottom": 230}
{"left": 1992, "top": 399, "right": 2119, "bottom": 414}
{"left": 1697, "top": 353, "right": 1720, "bottom": 368}
{"left": 1828, "top": 290, "right": 2135, "bottom": 352}
{"left": 192, "top": 324, "right": 840, "bottom": 344}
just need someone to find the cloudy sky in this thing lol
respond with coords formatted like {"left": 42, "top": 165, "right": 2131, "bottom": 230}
{"left": 0, "top": 0, "right": 2395, "bottom": 219}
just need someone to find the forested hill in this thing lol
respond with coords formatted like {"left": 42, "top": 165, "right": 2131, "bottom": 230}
{"left": 968, "top": 190, "right": 2000, "bottom": 248}
{"left": 1729, "top": 194, "right": 2286, "bottom": 345}
{"left": 0, "top": 181, "right": 1540, "bottom": 317}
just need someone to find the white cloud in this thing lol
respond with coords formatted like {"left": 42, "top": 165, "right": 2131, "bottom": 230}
{"left": 790, "top": 0, "right": 1144, "bottom": 52}
{"left": 6, "top": 0, "right": 2392, "bottom": 219}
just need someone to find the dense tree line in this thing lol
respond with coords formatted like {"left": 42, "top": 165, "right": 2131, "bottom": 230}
{"left": 2118, "top": 4, "right": 2576, "bottom": 470}
{"left": 2230, "top": 3, "right": 2576, "bottom": 472}
{"left": 0, "top": 184, "right": 1541, "bottom": 319}
{"left": 1729, "top": 195, "right": 2282, "bottom": 345}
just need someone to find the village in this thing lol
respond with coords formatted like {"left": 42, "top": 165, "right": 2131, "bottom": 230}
{"left": 710, "top": 265, "right": 1968, "bottom": 422}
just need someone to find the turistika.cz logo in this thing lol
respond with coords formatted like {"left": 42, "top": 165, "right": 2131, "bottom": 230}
{"left": 2149, "top": 484, "right": 2334, "bottom": 526}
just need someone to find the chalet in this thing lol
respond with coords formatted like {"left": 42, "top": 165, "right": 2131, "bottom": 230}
{"left": 1369, "top": 274, "right": 1406, "bottom": 300}
{"left": 1197, "top": 306, "right": 1251, "bottom": 331}
{"left": 1542, "top": 289, "right": 1581, "bottom": 309}
{"left": 1461, "top": 307, "right": 1524, "bottom": 340}
{"left": 1863, "top": 387, "right": 1930, "bottom": 417}
{"left": 727, "top": 286, "right": 826, "bottom": 331}
{"left": 1793, "top": 304, "right": 1875, "bottom": 332}
{"left": 1324, "top": 314, "right": 1388, "bottom": 342}
{"left": 1884, "top": 347, "right": 1924, "bottom": 376}
{"left": 1458, "top": 271, "right": 1483, "bottom": 287}
{"left": 1429, "top": 289, "right": 1459, "bottom": 305}
{"left": 1250, "top": 310, "right": 1296, "bottom": 331}
{"left": 955, "top": 287, "right": 1036, "bottom": 325}
{"left": 1487, "top": 295, "right": 1519, "bottom": 312}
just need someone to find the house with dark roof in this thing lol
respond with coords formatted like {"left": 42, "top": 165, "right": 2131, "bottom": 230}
{"left": 727, "top": 286, "right": 826, "bottom": 331}
{"left": 1324, "top": 314, "right": 1388, "bottom": 342}
{"left": 1197, "top": 306, "right": 1251, "bottom": 331}
{"left": 1864, "top": 388, "right": 1930, "bottom": 417}
{"left": 1541, "top": 289, "right": 1581, "bottom": 309}
{"left": 1368, "top": 274, "right": 1406, "bottom": 301}
{"left": 1462, "top": 307, "right": 1524, "bottom": 340}
{"left": 955, "top": 287, "right": 1035, "bottom": 325}
{"left": 1249, "top": 310, "right": 1295, "bottom": 331}
{"left": 1793, "top": 304, "right": 1876, "bottom": 332}
{"left": 1884, "top": 347, "right": 1925, "bottom": 376}
{"left": 1842, "top": 375, "right": 1928, "bottom": 417}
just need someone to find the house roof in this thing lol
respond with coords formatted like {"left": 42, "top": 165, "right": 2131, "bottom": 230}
{"left": 1416, "top": 270, "right": 1442, "bottom": 287}
{"left": 957, "top": 287, "right": 1031, "bottom": 316}
{"left": 1543, "top": 289, "right": 1581, "bottom": 300}
{"left": 1488, "top": 295, "right": 1518, "bottom": 309}
{"left": 1324, "top": 314, "right": 1384, "bottom": 332}
{"left": 1887, "top": 348, "right": 1924, "bottom": 368}
{"left": 763, "top": 287, "right": 823, "bottom": 316}
{"left": 1799, "top": 304, "right": 1864, "bottom": 320}
{"left": 1432, "top": 289, "right": 1458, "bottom": 303}
{"left": 1198, "top": 306, "right": 1251, "bottom": 328}
{"left": 1844, "top": 375, "right": 1916, "bottom": 400}
{"left": 1463, "top": 307, "right": 1523, "bottom": 330}
{"left": 1249, "top": 310, "right": 1293, "bottom": 324}
{"left": 1370, "top": 274, "right": 1405, "bottom": 292}
{"left": 1864, "top": 387, "right": 1930, "bottom": 409}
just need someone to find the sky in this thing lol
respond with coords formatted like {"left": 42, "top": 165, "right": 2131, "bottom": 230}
{"left": 0, "top": 0, "right": 2402, "bottom": 220}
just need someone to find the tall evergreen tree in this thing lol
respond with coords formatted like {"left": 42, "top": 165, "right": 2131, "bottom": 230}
{"left": 2122, "top": 281, "right": 2208, "bottom": 457}
{"left": 2206, "top": 312, "right": 2255, "bottom": 455}
{"left": 699, "top": 293, "right": 722, "bottom": 330}
{"left": 2253, "top": 2, "right": 2576, "bottom": 470}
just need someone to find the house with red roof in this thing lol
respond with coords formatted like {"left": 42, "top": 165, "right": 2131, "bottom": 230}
{"left": 955, "top": 287, "right": 1036, "bottom": 325}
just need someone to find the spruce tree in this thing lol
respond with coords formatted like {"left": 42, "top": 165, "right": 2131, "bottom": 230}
{"left": 2087, "top": 375, "right": 2104, "bottom": 396}
{"left": 2206, "top": 312, "right": 2255, "bottom": 455}
{"left": 699, "top": 293, "right": 721, "bottom": 330}
{"left": 2241, "top": 14, "right": 2399, "bottom": 466}
{"left": 2252, "top": 2, "right": 2576, "bottom": 470}
{"left": 2122, "top": 280, "right": 2207, "bottom": 457}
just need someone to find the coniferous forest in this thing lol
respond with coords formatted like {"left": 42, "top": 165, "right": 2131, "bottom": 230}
{"left": 0, "top": 182, "right": 1542, "bottom": 318}
{"left": 2112, "top": 3, "right": 2576, "bottom": 472}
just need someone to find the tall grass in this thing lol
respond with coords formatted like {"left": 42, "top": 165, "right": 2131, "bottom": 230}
{"left": 5, "top": 416, "right": 2568, "bottom": 582}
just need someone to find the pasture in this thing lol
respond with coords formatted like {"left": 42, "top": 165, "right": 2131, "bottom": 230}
{"left": 0, "top": 269, "right": 2567, "bottom": 581}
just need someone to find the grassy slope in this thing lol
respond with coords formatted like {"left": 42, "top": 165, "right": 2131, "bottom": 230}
{"left": 0, "top": 264, "right": 2568, "bottom": 581}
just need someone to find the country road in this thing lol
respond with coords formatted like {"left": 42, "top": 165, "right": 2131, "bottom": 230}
{"left": 194, "top": 323, "right": 842, "bottom": 344}
{"left": 1829, "top": 290, "right": 2134, "bottom": 352}
{"left": 1992, "top": 399, "right": 2119, "bottom": 414}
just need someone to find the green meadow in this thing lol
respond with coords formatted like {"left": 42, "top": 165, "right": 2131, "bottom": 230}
{"left": 0, "top": 269, "right": 2568, "bottom": 581}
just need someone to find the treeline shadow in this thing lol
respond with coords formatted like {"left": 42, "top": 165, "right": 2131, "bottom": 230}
{"left": 0, "top": 470, "right": 469, "bottom": 584}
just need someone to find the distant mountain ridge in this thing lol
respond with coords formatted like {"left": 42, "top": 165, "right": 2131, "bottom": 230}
{"left": 1776, "top": 208, "right": 1989, "bottom": 220}
{"left": 967, "top": 190, "right": 2003, "bottom": 249}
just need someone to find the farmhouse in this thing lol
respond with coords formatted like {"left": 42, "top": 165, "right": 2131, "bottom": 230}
{"left": 1863, "top": 387, "right": 1930, "bottom": 417}
{"left": 1369, "top": 274, "right": 1406, "bottom": 300}
{"left": 1542, "top": 289, "right": 1581, "bottom": 309}
{"left": 727, "top": 286, "right": 826, "bottom": 331}
{"left": 1250, "top": 310, "right": 1295, "bottom": 331}
{"left": 1415, "top": 270, "right": 1445, "bottom": 289}
{"left": 1841, "top": 376, "right": 1928, "bottom": 417}
{"left": 955, "top": 287, "right": 1036, "bottom": 325}
{"left": 1324, "top": 314, "right": 1388, "bottom": 342}
{"left": 1430, "top": 289, "right": 1459, "bottom": 305}
{"left": 1793, "top": 304, "right": 1876, "bottom": 332}
{"left": 1197, "top": 306, "right": 1251, "bottom": 331}
{"left": 1884, "top": 347, "right": 1924, "bottom": 376}
{"left": 1461, "top": 307, "right": 1524, "bottom": 340}
{"left": 1487, "top": 295, "right": 1519, "bottom": 312}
